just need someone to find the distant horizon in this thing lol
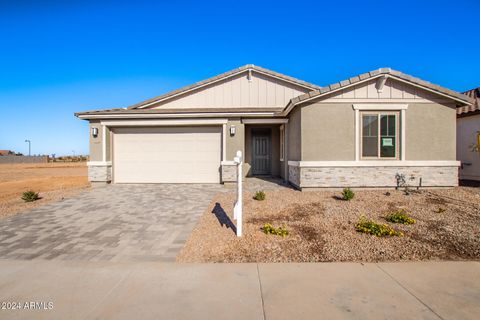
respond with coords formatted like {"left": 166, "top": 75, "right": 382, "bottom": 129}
{"left": 1, "top": 0, "right": 479, "bottom": 155}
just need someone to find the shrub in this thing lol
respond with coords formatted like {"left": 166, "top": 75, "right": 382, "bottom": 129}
{"left": 254, "top": 190, "right": 266, "bottom": 201}
{"left": 435, "top": 207, "right": 446, "bottom": 213}
{"left": 262, "top": 223, "right": 289, "bottom": 237}
{"left": 355, "top": 217, "right": 403, "bottom": 237}
{"left": 21, "top": 190, "right": 40, "bottom": 202}
{"left": 342, "top": 188, "right": 355, "bottom": 201}
{"left": 386, "top": 210, "right": 416, "bottom": 225}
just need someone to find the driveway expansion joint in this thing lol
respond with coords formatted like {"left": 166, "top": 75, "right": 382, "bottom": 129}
{"left": 376, "top": 264, "right": 445, "bottom": 320}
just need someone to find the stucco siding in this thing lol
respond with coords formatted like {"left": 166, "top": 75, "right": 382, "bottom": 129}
{"left": 300, "top": 103, "right": 355, "bottom": 161}
{"left": 406, "top": 103, "right": 456, "bottom": 160}
{"left": 287, "top": 108, "right": 301, "bottom": 161}
{"left": 226, "top": 119, "right": 245, "bottom": 160}
{"left": 89, "top": 121, "right": 103, "bottom": 161}
{"left": 457, "top": 113, "right": 480, "bottom": 180}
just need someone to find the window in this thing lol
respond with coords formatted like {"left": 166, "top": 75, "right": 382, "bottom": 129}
{"left": 279, "top": 124, "right": 285, "bottom": 161}
{"left": 361, "top": 112, "right": 398, "bottom": 159}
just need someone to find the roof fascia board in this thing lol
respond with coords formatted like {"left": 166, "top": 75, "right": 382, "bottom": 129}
{"left": 77, "top": 111, "right": 279, "bottom": 120}
{"left": 100, "top": 119, "right": 228, "bottom": 126}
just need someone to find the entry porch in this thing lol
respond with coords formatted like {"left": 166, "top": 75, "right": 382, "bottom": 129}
{"left": 221, "top": 119, "right": 287, "bottom": 183}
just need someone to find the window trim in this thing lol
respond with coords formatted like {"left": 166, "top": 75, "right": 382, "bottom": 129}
{"left": 353, "top": 104, "right": 407, "bottom": 162}
{"left": 360, "top": 111, "right": 400, "bottom": 160}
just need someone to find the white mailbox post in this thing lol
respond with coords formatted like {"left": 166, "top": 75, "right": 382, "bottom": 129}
{"left": 233, "top": 150, "right": 243, "bottom": 237}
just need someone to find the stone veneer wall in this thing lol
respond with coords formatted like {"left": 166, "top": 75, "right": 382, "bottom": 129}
{"left": 221, "top": 164, "right": 237, "bottom": 182}
{"left": 88, "top": 164, "right": 112, "bottom": 183}
{"left": 288, "top": 165, "right": 458, "bottom": 188}
{"left": 288, "top": 165, "right": 301, "bottom": 188}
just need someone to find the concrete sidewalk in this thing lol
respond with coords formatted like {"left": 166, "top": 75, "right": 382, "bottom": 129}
{"left": 0, "top": 260, "right": 478, "bottom": 320}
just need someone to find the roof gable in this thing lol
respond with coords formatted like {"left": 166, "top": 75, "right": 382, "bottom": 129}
{"left": 128, "top": 65, "right": 320, "bottom": 110}
{"left": 285, "top": 68, "right": 473, "bottom": 114}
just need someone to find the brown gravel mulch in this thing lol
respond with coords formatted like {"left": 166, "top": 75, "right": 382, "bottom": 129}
{"left": 0, "top": 163, "right": 89, "bottom": 218}
{"left": 177, "top": 187, "right": 480, "bottom": 263}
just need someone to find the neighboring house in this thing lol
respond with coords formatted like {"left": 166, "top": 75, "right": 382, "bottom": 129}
{"left": 75, "top": 65, "right": 473, "bottom": 188}
{"left": 0, "top": 150, "right": 14, "bottom": 156}
{"left": 457, "top": 87, "right": 480, "bottom": 181}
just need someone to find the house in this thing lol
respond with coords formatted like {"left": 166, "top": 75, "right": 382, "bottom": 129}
{"left": 457, "top": 87, "right": 480, "bottom": 181}
{"left": 0, "top": 150, "right": 14, "bottom": 156}
{"left": 75, "top": 65, "right": 473, "bottom": 188}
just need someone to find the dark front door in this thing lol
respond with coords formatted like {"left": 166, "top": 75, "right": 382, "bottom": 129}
{"left": 252, "top": 131, "right": 271, "bottom": 175}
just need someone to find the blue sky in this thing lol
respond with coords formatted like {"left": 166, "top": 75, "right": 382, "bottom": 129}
{"left": 0, "top": 0, "right": 479, "bottom": 156}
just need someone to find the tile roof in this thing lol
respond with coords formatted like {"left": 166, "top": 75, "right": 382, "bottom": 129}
{"left": 286, "top": 68, "right": 473, "bottom": 110}
{"left": 457, "top": 87, "right": 480, "bottom": 115}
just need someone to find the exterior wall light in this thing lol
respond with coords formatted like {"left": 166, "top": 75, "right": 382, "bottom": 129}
{"left": 91, "top": 127, "right": 99, "bottom": 138}
{"left": 229, "top": 125, "right": 236, "bottom": 136}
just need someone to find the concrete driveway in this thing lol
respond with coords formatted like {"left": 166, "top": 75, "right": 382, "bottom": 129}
{"left": 0, "top": 184, "right": 223, "bottom": 262}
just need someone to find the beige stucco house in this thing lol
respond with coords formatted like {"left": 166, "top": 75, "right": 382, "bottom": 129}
{"left": 457, "top": 87, "right": 480, "bottom": 181}
{"left": 75, "top": 65, "right": 473, "bottom": 189}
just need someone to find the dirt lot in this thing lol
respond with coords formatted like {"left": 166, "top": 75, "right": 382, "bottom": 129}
{"left": 0, "top": 162, "right": 89, "bottom": 218}
{"left": 178, "top": 187, "right": 480, "bottom": 262}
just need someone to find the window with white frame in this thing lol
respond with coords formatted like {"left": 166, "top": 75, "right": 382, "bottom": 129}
{"left": 361, "top": 112, "right": 399, "bottom": 159}
{"left": 279, "top": 124, "right": 285, "bottom": 161}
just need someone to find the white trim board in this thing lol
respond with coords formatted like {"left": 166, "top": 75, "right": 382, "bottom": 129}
{"left": 242, "top": 118, "right": 289, "bottom": 124}
{"left": 287, "top": 160, "right": 460, "bottom": 167}
{"left": 78, "top": 112, "right": 277, "bottom": 120}
{"left": 100, "top": 119, "right": 228, "bottom": 126}
{"left": 87, "top": 161, "right": 112, "bottom": 166}
{"left": 353, "top": 104, "right": 408, "bottom": 110}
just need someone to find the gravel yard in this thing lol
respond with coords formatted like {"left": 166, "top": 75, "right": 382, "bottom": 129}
{"left": 0, "top": 163, "right": 89, "bottom": 218}
{"left": 177, "top": 187, "right": 480, "bottom": 262}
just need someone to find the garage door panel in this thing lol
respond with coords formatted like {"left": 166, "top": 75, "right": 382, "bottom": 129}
{"left": 113, "top": 127, "right": 221, "bottom": 183}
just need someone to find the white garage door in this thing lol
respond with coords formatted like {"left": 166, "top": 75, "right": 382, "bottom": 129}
{"left": 113, "top": 127, "right": 221, "bottom": 183}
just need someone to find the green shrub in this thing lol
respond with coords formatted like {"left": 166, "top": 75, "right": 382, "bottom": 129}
{"left": 254, "top": 190, "right": 266, "bottom": 201}
{"left": 355, "top": 217, "right": 403, "bottom": 237}
{"left": 386, "top": 210, "right": 416, "bottom": 225}
{"left": 342, "top": 188, "right": 355, "bottom": 201}
{"left": 21, "top": 190, "right": 39, "bottom": 202}
{"left": 262, "top": 223, "right": 289, "bottom": 237}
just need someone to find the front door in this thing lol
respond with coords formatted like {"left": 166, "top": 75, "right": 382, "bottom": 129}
{"left": 252, "top": 131, "right": 271, "bottom": 175}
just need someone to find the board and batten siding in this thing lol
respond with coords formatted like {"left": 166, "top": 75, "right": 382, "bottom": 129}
{"left": 151, "top": 72, "right": 311, "bottom": 109}
{"left": 323, "top": 78, "right": 440, "bottom": 101}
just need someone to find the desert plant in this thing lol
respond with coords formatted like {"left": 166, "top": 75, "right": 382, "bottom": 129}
{"left": 262, "top": 223, "right": 289, "bottom": 237}
{"left": 254, "top": 190, "right": 266, "bottom": 201}
{"left": 355, "top": 217, "right": 403, "bottom": 237}
{"left": 386, "top": 210, "right": 416, "bottom": 225}
{"left": 21, "top": 190, "right": 39, "bottom": 202}
{"left": 341, "top": 188, "right": 355, "bottom": 201}
{"left": 435, "top": 207, "right": 446, "bottom": 213}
